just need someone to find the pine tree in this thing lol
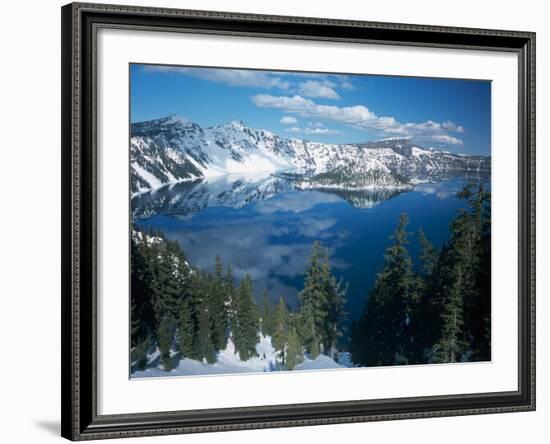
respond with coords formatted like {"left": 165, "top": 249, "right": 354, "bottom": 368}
{"left": 411, "top": 228, "right": 442, "bottom": 363}
{"left": 233, "top": 275, "right": 260, "bottom": 361}
{"left": 351, "top": 213, "right": 419, "bottom": 366}
{"left": 178, "top": 297, "right": 195, "bottom": 358}
{"left": 131, "top": 337, "right": 150, "bottom": 371}
{"left": 285, "top": 325, "right": 304, "bottom": 370}
{"left": 225, "top": 265, "right": 237, "bottom": 336}
{"left": 418, "top": 228, "right": 437, "bottom": 276}
{"left": 154, "top": 241, "right": 185, "bottom": 320}
{"left": 194, "top": 296, "right": 217, "bottom": 364}
{"left": 300, "top": 304, "right": 320, "bottom": 358}
{"left": 208, "top": 255, "right": 229, "bottom": 351}
{"left": 130, "top": 233, "right": 156, "bottom": 367}
{"left": 433, "top": 183, "right": 491, "bottom": 362}
{"left": 432, "top": 265, "right": 467, "bottom": 363}
{"left": 463, "top": 183, "right": 491, "bottom": 361}
{"left": 324, "top": 277, "right": 347, "bottom": 360}
{"left": 148, "top": 240, "right": 185, "bottom": 364}
{"left": 272, "top": 297, "right": 290, "bottom": 366}
{"left": 298, "top": 241, "right": 331, "bottom": 358}
{"left": 260, "top": 289, "right": 274, "bottom": 337}
{"left": 158, "top": 316, "right": 175, "bottom": 371}
{"left": 182, "top": 271, "right": 208, "bottom": 361}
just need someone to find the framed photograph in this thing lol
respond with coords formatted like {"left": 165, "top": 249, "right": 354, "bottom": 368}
{"left": 61, "top": 2, "right": 536, "bottom": 440}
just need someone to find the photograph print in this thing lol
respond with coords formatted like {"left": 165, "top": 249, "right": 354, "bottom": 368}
{"left": 129, "top": 64, "right": 491, "bottom": 378}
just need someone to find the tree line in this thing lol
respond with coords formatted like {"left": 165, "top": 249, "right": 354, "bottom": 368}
{"left": 131, "top": 230, "right": 347, "bottom": 372}
{"left": 349, "top": 182, "right": 491, "bottom": 366}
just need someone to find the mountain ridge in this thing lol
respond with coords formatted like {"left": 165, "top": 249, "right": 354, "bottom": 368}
{"left": 130, "top": 115, "right": 490, "bottom": 195}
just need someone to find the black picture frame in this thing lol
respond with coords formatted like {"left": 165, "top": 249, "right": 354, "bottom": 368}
{"left": 61, "top": 2, "right": 536, "bottom": 440}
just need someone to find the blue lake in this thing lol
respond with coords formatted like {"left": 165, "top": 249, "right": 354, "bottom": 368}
{"left": 133, "top": 174, "right": 487, "bottom": 324}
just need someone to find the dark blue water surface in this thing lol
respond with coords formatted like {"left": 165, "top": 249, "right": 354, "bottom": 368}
{"left": 133, "top": 175, "right": 484, "bottom": 323}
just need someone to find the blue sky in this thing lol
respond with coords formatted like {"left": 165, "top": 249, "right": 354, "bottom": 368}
{"left": 130, "top": 64, "right": 491, "bottom": 155}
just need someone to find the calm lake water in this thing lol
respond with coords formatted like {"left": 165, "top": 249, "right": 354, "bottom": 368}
{"left": 133, "top": 173, "right": 488, "bottom": 324}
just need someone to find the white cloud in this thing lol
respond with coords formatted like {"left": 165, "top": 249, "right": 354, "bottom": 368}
{"left": 280, "top": 116, "right": 298, "bottom": 125}
{"left": 284, "top": 124, "right": 340, "bottom": 136}
{"left": 442, "top": 120, "right": 465, "bottom": 133}
{"left": 142, "top": 66, "right": 356, "bottom": 100}
{"left": 286, "top": 127, "right": 302, "bottom": 133}
{"left": 143, "top": 65, "right": 290, "bottom": 90}
{"left": 279, "top": 73, "right": 355, "bottom": 91}
{"left": 252, "top": 94, "right": 377, "bottom": 123}
{"left": 252, "top": 94, "right": 464, "bottom": 145}
{"left": 298, "top": 80, "right": 340, "bottom": 99}
{"left": 426, "top": 134, "right": 464, "bottom": 145}
{"left": 304, "top": 127, "right": 340, "bottom": 135}
{"left": 338, "top": 77, "right": 355, "bottom": 90}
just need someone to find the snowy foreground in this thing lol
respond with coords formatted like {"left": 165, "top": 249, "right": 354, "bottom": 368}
{"left": 132, "top": 335, "right": 352, "bottom": 378}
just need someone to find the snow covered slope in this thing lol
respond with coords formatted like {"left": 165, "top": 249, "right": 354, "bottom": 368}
{"left": 130, "top": 115, "right": 490, "bottom": 194}
{"left": 132, "top": 335, "right": 348, "bottom": 378}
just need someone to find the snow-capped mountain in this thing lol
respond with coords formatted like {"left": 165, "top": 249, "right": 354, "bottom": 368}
{"left": 130, "top": 115, "right": 490, "bottom": 195}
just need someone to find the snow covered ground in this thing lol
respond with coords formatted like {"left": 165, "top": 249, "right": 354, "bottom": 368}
{"left": 132, "top": 335, "right": 352, "bottom": 378}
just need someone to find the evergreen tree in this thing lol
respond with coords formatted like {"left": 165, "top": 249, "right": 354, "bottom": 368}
{"left": 233, "top": 275, "right": 260, "bottom": 361}
{"left": 463, "top": 183, "right": 491, "bottom": 361}
{"left": 194, "top": 296, "right": 217, "bottom": 364}
{"left": 418, "top": 228, "right": 437, "bottom": 276}
{"left": 131, "top": 337, "right": 150, "bottom": 371}
{"left": 348, "top": 319, "right": 365, "bottom": 366}
{"left": 260, "top": 289, "right": 274, "bottom": 337}
{"left": 433, "top": 183, "right": 491, "bottom": 362}
{"left": 178, "top": 297, "right": 195, "bottom": 358}
{"left": 285, "top": 325, "right": 304, "bottom": 370}
{"left": 272, "top": 297, "right": 290, "bottom": 366}
{"left": 411, "top": 228, "right": 442, "bottom": 363}
{"left": 324, "top": 277, "right": 348, "bottom": 360}
{"left": 300, "top": 304, "right": 320, "bottom": 358}
{"left": 130, "top": 233, "right": 156, "bottom": 367}
{"left": 432, "top": 265, "right": 467, "bottom": 363}
{"left": 185, "top": 270, "right": 215, "bottom": 362}
{"left": 152, "top": 241, "right": 185, "bottom": 320}
{"left": 157, "top": 316, "right": 175, "bottom": 371}
{"left": 148, "top": 240, "right": 185, "bottom": 364}
{"left": 208, "top": 255, "right": 229, "bottom": 351}
{"left": 352, "top": 214, "right": 419, "bottom": 366}
{"left": 225, "top": 265, "right": 237, "bottom": 334}
{"left": 298, "top": 241, "right": 331, "bottom": 358}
